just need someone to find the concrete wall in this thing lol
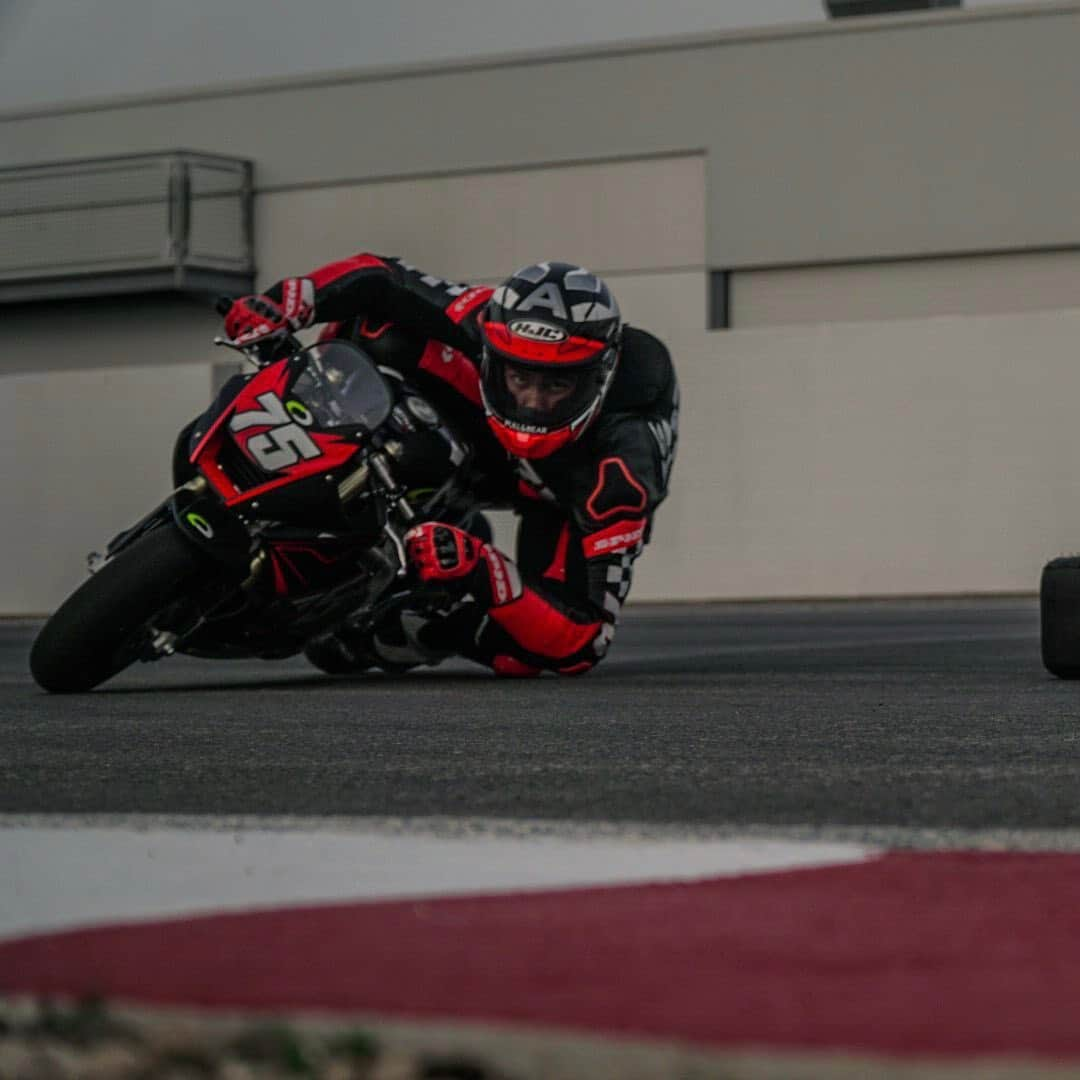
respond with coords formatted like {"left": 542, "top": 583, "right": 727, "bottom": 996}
{"left": 2, "top": 364, "right": 217, "bottom": 612}
{"left": 0, "top": 296, "right": 222, "bottom": 377}
{"left": 635, "top": 307, "right": 1080, "bottom": 601}
{"left": 5, "top": 5, "right": 1080, "bottom": 611}
{"left": 3, "top": 5, "right": 1078, "bottom": 272}
{"left": 255, "top": 155, "right": 705, "bottom": 286}
{"left": 731, "top": 249, "right": 1080, "bottom": 326}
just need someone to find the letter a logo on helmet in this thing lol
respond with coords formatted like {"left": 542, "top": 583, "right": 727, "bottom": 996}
{"left": 515, "top": 282, "right": 569, "bottom": 320}
{"left": 478, "top": 262, "right": 622, "bottom": 460}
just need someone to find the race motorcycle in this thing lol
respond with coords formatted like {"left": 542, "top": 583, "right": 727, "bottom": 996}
{"left": 1040, "top": 556, "right": 1080, "bottom": 678}
{"left": 30, "top": 329, "right": 477, "bottom": 693}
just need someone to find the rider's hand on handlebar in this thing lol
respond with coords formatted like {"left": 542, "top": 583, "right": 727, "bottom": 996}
{"left": 223, "top": 278, "right": 316, "bottom": 347}
{"left": 405, "top": 523, "right": 483, "bottom": 582}
{"left": 405, "top": 522, "right": 522, "bottom": 608}
{"left": 223, "top": 295, "right": 290, "bottom": 347}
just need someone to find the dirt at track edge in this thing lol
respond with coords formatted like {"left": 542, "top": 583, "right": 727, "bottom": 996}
{"left": 3, "top": 997, "right": 1080, "bottom": 1080}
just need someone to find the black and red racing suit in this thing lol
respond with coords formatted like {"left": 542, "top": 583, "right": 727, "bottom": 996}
{"left": 262, "top": 254, "right": 679, "bottom": 676}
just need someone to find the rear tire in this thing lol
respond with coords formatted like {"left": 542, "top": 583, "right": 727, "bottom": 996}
{"left": 1040, "top": 556, "right": 1080, "bottom": 679}
{"left": 30, "top": 525, "right": 211, "bottom": 692}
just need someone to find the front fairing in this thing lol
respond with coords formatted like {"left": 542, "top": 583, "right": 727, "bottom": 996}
{"left": 189, "top": 342, "right": 393, "bottom": 520}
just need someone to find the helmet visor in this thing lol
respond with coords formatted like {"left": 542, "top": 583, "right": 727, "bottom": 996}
{"left": 482, "top": 350, "right": 612, "bottom": 436}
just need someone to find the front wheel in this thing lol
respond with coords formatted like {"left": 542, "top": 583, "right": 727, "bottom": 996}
{"left": 1040, "top": 555, "right": 1080, "bottom": 679}
{"left": 30, "top": 525, "right": 214, "bottom": 692}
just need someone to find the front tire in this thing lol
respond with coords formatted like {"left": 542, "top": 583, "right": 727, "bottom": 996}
{"left": 1040, "top": 555, "right": 1080, "bottom": 679}
{"left": 30, "top": 525, "right": 211, "bottom": 692}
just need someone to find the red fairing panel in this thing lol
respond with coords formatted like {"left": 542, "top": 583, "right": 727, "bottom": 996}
{"left": 228, "top": 359, "right": 293, "bottom": 417}
{"left": 191, "top": 358, "right": 358, "bottom": 506}
{"left": 189, "top": 360, "right": 290, "bottom": 468}
{"left": 418, "top": 339, "right": 482, "bottom": 406}
{"left": 582, "top": 518, "right": 647, "bottom": 559}
{"left": 224, "top": 434, "right": 355, "bottom": 508}
{"left": 266, "top": 540, "right": 356, "bottom": 597}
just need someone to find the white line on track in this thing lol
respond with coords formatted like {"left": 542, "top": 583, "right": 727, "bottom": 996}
{"left": 0, "top": 815, "right": 874, "bottom": 942}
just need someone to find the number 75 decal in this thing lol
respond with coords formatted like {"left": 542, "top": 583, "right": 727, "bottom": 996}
{"left": 229, "top": 391, "right": 321, "bottom": 472}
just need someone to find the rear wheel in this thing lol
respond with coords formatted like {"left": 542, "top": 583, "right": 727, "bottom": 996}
{"left": 30, "top": 525, "right": 213, "bottom": 692}
{"left": 1040, "top": 556, "right": 1080, "bottom": 679}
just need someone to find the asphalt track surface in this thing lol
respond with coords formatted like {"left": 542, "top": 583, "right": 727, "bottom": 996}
{"left": 3, "top": 596, "right": 1075, "bottom": 833}
{"left": 11, "top": 597, "right": 1080, "bottom": 1075}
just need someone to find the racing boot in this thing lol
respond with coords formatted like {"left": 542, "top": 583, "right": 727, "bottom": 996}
{"left": 302, "top": 625, "right": 382, "bottom": 675}
{"left": 303, "top": 597, "right": 453, "bottom": 675}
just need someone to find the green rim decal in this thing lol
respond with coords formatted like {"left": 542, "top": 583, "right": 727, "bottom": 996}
{"left": 286, "top": 400, "right": 313, "bottom": 425}
{"left": 185, "top": 512, "right": 214, "bottom": 539}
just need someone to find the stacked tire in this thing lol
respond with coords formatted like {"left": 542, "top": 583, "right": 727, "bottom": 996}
{"left": 1040, "top": 556, "right": 1080, "bottom": 679}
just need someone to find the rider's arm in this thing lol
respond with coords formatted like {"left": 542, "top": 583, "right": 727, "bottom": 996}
{"left": 260, "top": 255, "right": 494, "bottom": 413}
{"left": 263, "top": 254, "right": 491, "bottom": 355}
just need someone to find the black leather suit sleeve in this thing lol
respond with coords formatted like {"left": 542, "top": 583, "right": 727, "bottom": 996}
{"left": 264, "top": 253, "right": 488, "bottom": 356}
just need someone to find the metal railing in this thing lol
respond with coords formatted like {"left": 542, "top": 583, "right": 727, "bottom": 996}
{"left": 0, "top": 151, "right": 254, "bottom": 303}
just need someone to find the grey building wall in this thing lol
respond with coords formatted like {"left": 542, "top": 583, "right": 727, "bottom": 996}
{"left": 4, "top": 4, "right": 1080, "bottom": 612}
{"left": 4, "top": 4, "right": 1077, "bottom": 279}
{"left": 0, "top": 0, "right": 828, "bottom": 114}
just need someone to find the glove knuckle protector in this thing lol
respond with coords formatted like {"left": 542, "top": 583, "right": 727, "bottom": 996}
{"left": 407, "top": 523, "right": 482, "bottom": 582}
{"left": 225, "top": 295, "right": 283, "bottom": 344}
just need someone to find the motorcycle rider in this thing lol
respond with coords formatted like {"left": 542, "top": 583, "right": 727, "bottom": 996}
{"left": 220, "top": 256, "right": 678, "bottom": 676}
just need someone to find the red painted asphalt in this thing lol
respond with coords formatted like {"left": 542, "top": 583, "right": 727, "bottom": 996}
{"left": 3, "top": 852, "right": 1080, "bottom": 1058}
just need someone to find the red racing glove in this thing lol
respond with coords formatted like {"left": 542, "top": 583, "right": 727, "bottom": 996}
{"left": 405, "top": 523, "right": 483, "bottom": 582}
{"left": 223, "top": 278, "right": 315, "bottom": 346}
{"left": 405, "top": 522, "right": 523, "bottom": 607}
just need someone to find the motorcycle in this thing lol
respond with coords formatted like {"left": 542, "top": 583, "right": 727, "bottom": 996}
{"left": 30, "top": 327, "right": 477, "bottom": 693}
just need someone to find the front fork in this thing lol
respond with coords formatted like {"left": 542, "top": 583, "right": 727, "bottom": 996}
{"left": 368, "top": 443, "right": 416, "bottom": 579}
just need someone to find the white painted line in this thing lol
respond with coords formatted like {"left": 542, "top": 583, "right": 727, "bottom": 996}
{"left": 0, "top": 823, "right": 873, "bottom": 942}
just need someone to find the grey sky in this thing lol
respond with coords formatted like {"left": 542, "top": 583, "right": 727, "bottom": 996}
{"left": 0, "top": 0, "right": 1032, "bottom": 113}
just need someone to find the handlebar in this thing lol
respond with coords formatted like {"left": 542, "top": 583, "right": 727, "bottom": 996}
{"left": 212, "top": 294, "right": 301, "bottom": 366}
